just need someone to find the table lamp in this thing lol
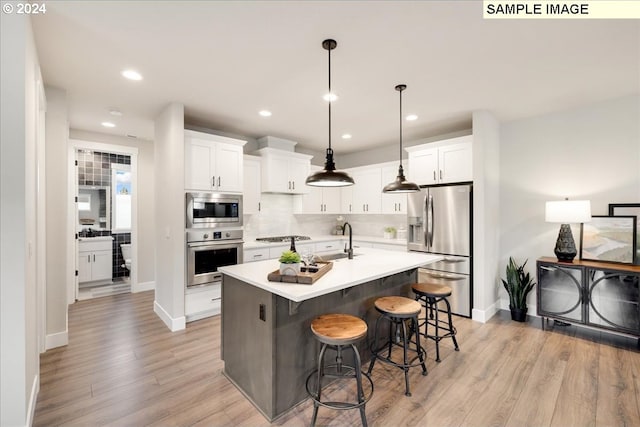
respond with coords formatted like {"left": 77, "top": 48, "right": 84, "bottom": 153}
{"left": 545, "top": 199, "right": 591, "bottom": 262}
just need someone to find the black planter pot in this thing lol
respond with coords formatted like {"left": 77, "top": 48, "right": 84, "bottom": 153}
{"left": 510, "top": 306, "right": 527, "bottom": 322}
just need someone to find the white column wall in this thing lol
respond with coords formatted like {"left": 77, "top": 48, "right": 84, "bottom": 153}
{"left": 1, "top": 13, "right": 41, "bottom": 427}
{"left": 471, "top": 110, "right": 501, "bottom": 322}
{"left": 153, "top": 103, "right": 186, "bottom": 331}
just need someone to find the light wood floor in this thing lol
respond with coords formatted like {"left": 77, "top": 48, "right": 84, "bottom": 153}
{"left": 34, "top": 291, "right": 640, "bottom": 427}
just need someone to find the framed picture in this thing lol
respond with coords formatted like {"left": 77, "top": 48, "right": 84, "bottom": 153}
{"left": 580, "top": 215, "right": 637, "bottom": 264}
{"left": 609, "top": 203, "right": 640, "bottom": 265}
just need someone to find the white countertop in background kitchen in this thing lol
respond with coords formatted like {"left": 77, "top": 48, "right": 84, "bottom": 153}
{"left": 243, "top": 234, "right": 407, "bottom": 250}
{"left": 219, "top": 247, "right": 440, "bottom": 302}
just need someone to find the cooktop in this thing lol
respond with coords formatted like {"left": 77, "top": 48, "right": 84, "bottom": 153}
{"left": 255, "top": 235, "right": 311, "bottom": 243}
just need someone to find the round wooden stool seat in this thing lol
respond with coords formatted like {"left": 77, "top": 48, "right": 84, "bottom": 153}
{"left": 412, "top": 282, "right": 452, "bottom": 298}
{"left": 374, "top": 296, "right": 421, "bottom": 318}
{"left": 311, "top": 314, "right": 368, "bottom": 345}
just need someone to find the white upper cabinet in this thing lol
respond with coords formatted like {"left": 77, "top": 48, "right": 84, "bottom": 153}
{"left": 256, "top": 148, "right": 312, "bottom": 194}
{"left": 380, "top": 163, "right": 408, "bottom": 214}
{"left": 295, "top": 166, "right": 342, "bottom": 214}
{"left": 343, "top": 167, "right": 381, "bottom": 214}
{"left": 406, "top": 135, "right": 472, "bottom": 186}
{"left": 243, "top": 155, "right": 261, "bottom": 214}
{"left": 184, "top": 130, "right": 246, "bottom": 193}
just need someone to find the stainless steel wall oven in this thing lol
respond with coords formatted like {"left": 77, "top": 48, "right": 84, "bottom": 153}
{"left": 186, "top": 229, "right": 243, "bottom": 288}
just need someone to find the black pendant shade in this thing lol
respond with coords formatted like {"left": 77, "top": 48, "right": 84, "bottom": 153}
{"left": 306, "top": 39, "right": 354, "bottom": 187}
{"left": 382, "top": 84, "right": 419, "bottom": 193}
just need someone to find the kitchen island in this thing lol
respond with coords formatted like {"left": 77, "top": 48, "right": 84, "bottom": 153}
{"left": 218, "top": 247, "right": 441, "bottom": 421}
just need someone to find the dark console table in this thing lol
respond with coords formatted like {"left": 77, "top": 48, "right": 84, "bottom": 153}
{"left": 537, "top": 257, "right": 640, "bottom": 343}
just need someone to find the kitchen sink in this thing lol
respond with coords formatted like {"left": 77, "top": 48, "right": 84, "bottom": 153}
{"left": 315, "top": 252, "right": 359, "bottom": 261}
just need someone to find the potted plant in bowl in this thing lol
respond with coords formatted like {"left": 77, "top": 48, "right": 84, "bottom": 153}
{"left": 383, "top": 227, "right": 397, "bottom": 239}
{"left": 501, "top": 257, "right": 536, "bottom": 322}
{"left": 279, "top": 250, "right": 301, "bottom": 276}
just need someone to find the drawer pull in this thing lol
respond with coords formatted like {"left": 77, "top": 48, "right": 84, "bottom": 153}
{"left": 540, "top": 266, "right": 557, "bottom": 272}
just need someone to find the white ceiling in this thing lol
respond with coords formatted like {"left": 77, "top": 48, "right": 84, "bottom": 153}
{"left": 31, "top": 1, "right": 639, "bottom": 154}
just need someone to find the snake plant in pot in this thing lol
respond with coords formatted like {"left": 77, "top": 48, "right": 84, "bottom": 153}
{"left": 501, "top": 257, "right": 536, "bottom": 322}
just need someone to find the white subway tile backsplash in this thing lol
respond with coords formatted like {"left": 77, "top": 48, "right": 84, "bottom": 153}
{"left": 244, "top": 194, "right": 407, "bottom": 242}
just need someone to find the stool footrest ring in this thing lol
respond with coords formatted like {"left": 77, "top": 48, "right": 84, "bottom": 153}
{"left": 305, "top": 368, "right": 374, "bottom": 411}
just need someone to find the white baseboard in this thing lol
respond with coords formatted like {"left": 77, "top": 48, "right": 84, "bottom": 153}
{"left": 26, "top": 374, "right": 39, "bottom": 427}
{"left": 472, "top": 301, "right": 499, "bottom": 323}
{"left": 45, "top": 330, "right": 68, "bottom": 350}
{"left": 132, "top": 280, "right": 155, "bottom": 293}
{"left": 154, "top": 300, "right": 186, "bottom": 332}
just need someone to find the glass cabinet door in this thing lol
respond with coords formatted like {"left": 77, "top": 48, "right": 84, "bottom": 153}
{"left": 587, "top": 269, "right": 640, "bottom": 333}
{"left": 537, "top": 263, "right": 583, "bottom": 322}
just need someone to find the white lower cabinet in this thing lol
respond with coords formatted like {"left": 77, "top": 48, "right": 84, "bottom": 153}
{"left": 244, "top": 247, "right": 270, "bottom": 263}
{"left": 185, "top": 284, "right": 221, "bottom": 322}
{"left": 78, "top": 239, "right": 113, "bottom": 283}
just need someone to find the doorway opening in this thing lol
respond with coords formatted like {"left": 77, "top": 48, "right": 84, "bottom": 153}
{"left": 69, "top": 140, "right": 138, "bottom": 302}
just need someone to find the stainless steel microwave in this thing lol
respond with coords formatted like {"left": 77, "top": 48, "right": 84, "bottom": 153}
{"left": 186, "top": 193, "right": 243, "bottom": 228}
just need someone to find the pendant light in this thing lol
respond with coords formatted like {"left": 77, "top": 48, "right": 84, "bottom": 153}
{"left": 306, "top": 39, "right": 354, "bottom": 187}
{"left": 382, "top": 84, "right": 420, "bottom": 193}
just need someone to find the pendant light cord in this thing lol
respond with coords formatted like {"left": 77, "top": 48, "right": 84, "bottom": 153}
{"left": 399, "top": 87, "right": 403, "bottom": 168}
{"left": 328, "top": 42, "right": 332, "bottom": 153}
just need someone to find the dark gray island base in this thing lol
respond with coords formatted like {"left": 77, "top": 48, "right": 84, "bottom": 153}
{"left": 221, "top": 269, "right": 417, "bottom": 421}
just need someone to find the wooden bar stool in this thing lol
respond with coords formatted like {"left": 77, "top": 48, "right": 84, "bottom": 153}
{"left": 412, "top": 282, "right": 460, "bottom": 362}
{"left": 367, "top": 296, "right": 427, "bottom": 397}
{"left": 306, "top": 314, "right": 373, "bottom": 427}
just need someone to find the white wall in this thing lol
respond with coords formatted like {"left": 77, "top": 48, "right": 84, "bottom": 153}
{"left": 70, "top": 129, "right": 156, "bottom": 287}
{"left": 154, "top": 104, "right": 186, "bottom": 331}
{"left": 499, "top": 95, "right": 640, "bottom": 310}
{"left": 1, "top": 13, "right": 41, "bottom": 427}
{"left": 45, "top": 87, "right": 70, "bottom": 347}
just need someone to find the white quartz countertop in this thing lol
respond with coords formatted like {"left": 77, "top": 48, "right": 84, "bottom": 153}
{"left": 243, "top": 234, "right": 406, "bottom": 250}
{"left": 219, "top": 247, "right": 441, "bottom": 302}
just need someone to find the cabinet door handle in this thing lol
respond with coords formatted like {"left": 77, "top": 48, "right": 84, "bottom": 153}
{"left": 88, "top": 255, "right": 91, "bottom": 263}
{"left": 254, "top": 254, "right": 263, "bottom": 258}
{"left": 433, "top": 171, "right": 436, "bottom": 181}
{"left": 258, "top": 202, "right": 261, "bottom": 211}
{"left": 439, "top": 170, "right": 443, "bottom": 180}
{"left": 292, "top": 181, "right": 295, "bottom": 190}
{"left": 211, "top": 176, "right": 215, "bottom": 187}
{"left": 288, "top": 181, "right": 291, "bottom": 190}
{"left": 218, "top": 176, "right": 221, "bottom": 187}
{"left": 349, "top": 204, "right": 352, "bottom": 212}
{"left": 398, "top": 202, "right": 401, "bottom": 211}
{"left": 93, "top": 254, "right": 95, "bottom": 262}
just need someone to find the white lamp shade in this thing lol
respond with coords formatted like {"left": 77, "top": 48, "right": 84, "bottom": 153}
{"left": 545, "top": 200, "right": 591, "bottom": 223}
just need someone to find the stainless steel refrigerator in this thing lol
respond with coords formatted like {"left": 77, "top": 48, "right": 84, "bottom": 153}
{"left": 407, "top": 183, "right": 472, "bottom": 317}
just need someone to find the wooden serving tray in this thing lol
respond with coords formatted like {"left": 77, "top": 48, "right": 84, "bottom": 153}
{"left": 267, "top": 261, "right": 333, "bottom": 284}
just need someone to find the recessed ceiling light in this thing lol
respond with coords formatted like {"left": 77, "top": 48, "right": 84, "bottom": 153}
{"left": 109, "top": 109, "right": 122, "bottom": 116}
{"left": 323, "top": 92, "right": 338, "bottom": 102}
{"left": 342, "top": 134, "right": 352, "bottom": 139}
{"left": 101, "top": 122, "right": 116, "bottom": 128}
{"left": 406, "top": 114, "right": 418, "bottom": 121}
{"left": 259, "top": 110, "right": 272, "bottom": 117}
{"left": 121, "top": 69, "right": 142, "bottom": 81}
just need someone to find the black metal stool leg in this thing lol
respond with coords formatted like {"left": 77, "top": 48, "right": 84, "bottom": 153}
{"left": 400, "top": 318, "right": 412, "bottom": 396}
{"left": 352, "top": 344, "right": 368, "bottom": 427}
{"left": 367, "top": 315, "right": 382, "bottom": 376}
{"left": 443, "top": 297, "right": 459, "bottom": 351}
{"left": 413, "top": 316, "right": 428, "bottom": 376}
{"left": 310, "top": 343, "right": 328, "bottom": 427}
{"left": 433, "top": 297, "right": 441, "bottom": 362}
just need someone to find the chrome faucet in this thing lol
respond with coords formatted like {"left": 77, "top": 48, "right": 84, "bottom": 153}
{"left": 341, "top": 222, "right": 353, "bottom": 259}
